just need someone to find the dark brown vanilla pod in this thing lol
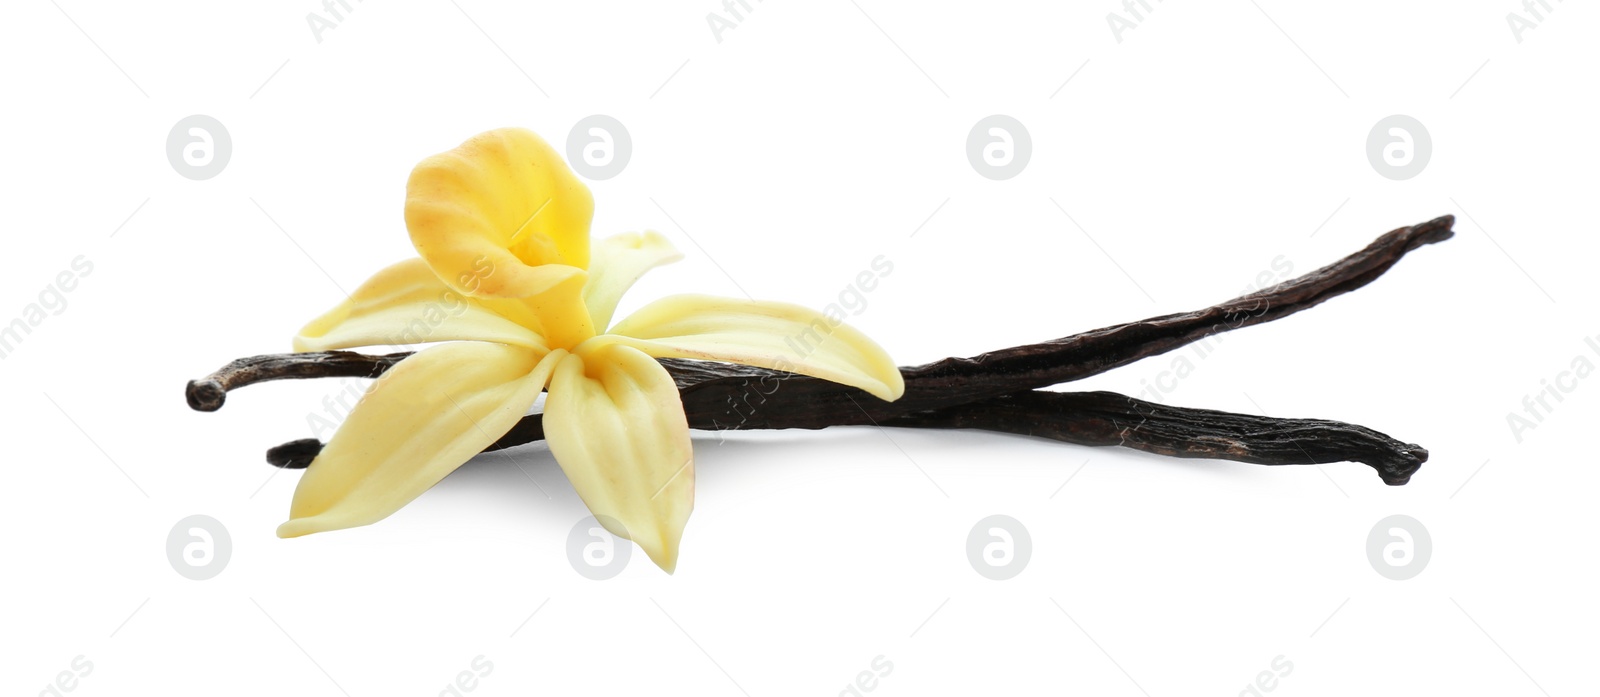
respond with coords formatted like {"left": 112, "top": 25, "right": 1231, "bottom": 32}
{"left": 886, "top": 391, "right": 1426, "bottom": 485}
{"left": 190, "top": 215, "right": 1453, "bottom": 486}
{"left": 187, "top": 351, "right": 411, "bottom": 412}
{"left": 671, "top": 215, "right": 1456, "bottom": 428}
{"left": 266, "top": 389, "right": 1427, "bottom": 485}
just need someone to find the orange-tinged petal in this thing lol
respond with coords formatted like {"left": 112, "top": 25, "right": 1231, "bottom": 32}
{"left": 405, "top": 127, "right": 593, "bottom": 299}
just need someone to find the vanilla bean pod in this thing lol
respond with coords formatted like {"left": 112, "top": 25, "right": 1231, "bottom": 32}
{"left": 191, "top": 215, "right": 1453, "bottom": 483}
{"left": 673, "top": 215, "right": 1455, "bottom": 428}
{"left": 885, "top": 391, "right": 1426, "bottom": 485}
{"left": 187, "top": 350, "right": 410, "bottom": 412}
{"left": 265, "top": 389, "right": 1426, "bottom": 484}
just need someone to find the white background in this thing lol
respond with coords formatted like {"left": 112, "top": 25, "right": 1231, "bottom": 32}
{"left": 2, "top": 1, "right": 1596, "bottom": 695}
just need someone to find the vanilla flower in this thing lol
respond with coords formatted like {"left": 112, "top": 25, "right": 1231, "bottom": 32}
{"left": 277, "top": 128, "right": 903, "bottom": 571}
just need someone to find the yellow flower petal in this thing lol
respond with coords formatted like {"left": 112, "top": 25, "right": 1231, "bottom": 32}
{"left": 277, "top": 342, "right": 562, "bottom": 538}
{"left": 543, "top": 344, "right": 694, "bottom": 573}
{"left": 293, "top": 258, "right": 548, "bottom": 352}
{"left": 405, "top": 127, "right": 593, "bottom": 299}
{"left": 584, "top": 230, "right": 683, "bottom": 332}
{"left": 604, "top": 295, "right": 905, "bottom": 401}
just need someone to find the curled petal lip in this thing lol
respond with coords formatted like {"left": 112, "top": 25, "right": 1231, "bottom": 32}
{"left": 405, "top": 127, "right": 594, "bottom": 299}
